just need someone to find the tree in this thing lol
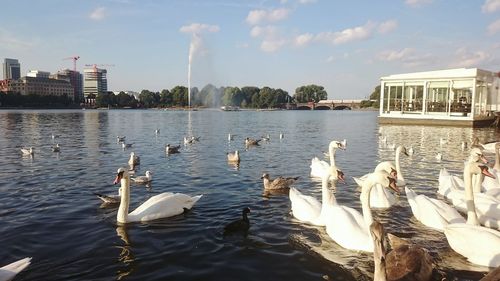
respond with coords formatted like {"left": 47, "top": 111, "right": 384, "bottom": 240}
{"left": 139, "top": 90, "right": 158, "bottom": 108}
{"left": 170, "top": 86, "right": 188, "bottom": 107}
{"left": 160, "top": 89, "right": 172, "bottom": 107}
{"left": 294, "top": 85, "right": 327, "bottom": 103}
{"left": 360, "top": 85, "right": 381, "bottom": 108}
{"left": 241, "top": 86, "right": 260, "bottom": 108}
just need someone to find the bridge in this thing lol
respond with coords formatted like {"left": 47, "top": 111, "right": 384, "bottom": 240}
{"left": 295, "top": 99, "right": 365, "bottom": 110}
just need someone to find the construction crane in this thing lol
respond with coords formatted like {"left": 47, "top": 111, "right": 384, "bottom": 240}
{"left": 63, "top": 56, "right": 80, "bottom": 72}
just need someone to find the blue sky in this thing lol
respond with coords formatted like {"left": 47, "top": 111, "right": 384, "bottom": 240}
{"left": 1, "top": 0, "right": 499, "bottom": 99}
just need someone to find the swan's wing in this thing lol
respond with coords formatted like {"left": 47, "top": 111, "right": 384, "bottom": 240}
{"left": 129, "top": 192, "right": 175, "bottom": 215}
{"left": 353, "top": 174, "right": 369, "bottom": 187}
{"left": 325, "top": 206, "right": 371, "bottom": 252}
{"left": 427, "top": 198, "right": 465, "bottom": 224}
{"left": 310, "top": 157, "right": 330, "bottom": 178}
{"left": 129, "top": 193, "right": 201, "bottom": 221}
{"left": 289, "top": 187, "right": 321, "bottom": 223}
{"left": 0, "top": 257, "right": 31, "bottom": 281}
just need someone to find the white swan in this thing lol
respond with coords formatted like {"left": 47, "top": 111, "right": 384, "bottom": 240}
{"left": 0, "top": 257, "right": 31, "bottom": 281}
{"left": 131, "top": 170, "right": 153, "bottom": 184}
{"left": 482, "top": 143, "right": 500, "bottom": 194}
{"left": 405, "top": 186, "right": 465, "bottom": 231}
{"left": 113, "top": 167, "right": 202, "bottom": 223}
{"left": 444, "top": 162, "right": 500, "bottom": 267}
{"left": 128, "top": 152, "right": 140, "bottom": 166}
{"left": 310, "top": 140, "right": 346, "bottom": 181}
{"left": 325, "top": 171, "right": 398, "bottom": 252}
{"left": 289, "top": 172, "right": 337, "bottom": 226}
{"left": 481, "top": 141, "right": 500, "bottom": 153}
{"left": 438, "top": 168, "right": 500, "bottom": 229}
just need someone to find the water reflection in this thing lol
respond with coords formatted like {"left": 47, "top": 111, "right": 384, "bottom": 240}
{"left": 115, "top": 225, "right": 135, "bottom": 280}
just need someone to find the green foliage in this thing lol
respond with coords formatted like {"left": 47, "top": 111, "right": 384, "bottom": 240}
{"left": 360, "top": 85, "right": 381, "bottom": 108}
{"left": 0, "top": 92, "right": 73, "bottom": 107}
{"left": 294, "top": 84, "right": 327, "bottom": 103}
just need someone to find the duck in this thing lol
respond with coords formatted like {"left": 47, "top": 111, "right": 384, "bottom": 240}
{"left": 0, "top": 257, "right": 32, "bottom": 281}
{"left": 310, "top": 140, "right": 346, "bottom": 181}
{"left": 444, "top": 162, "right": 500, "bottom": 267}
{"left": 155, "top": 129, "right": 160, "bottom": 135}
{"left": 405, "top": 186, "right": 465, "bottom": 231}
{"left": 165, "top": 144, "right": 181, "bottom": 154}
{"left": 324, "top": 171, "right": 397, "bottom": 252}
{"left": 261, "top": 134, "right": 270, "bottom": 142}
{"left": 290, "top": 171, "right": 343, "bottom": 226}
{"left": 95, "top": 188, "right": 122, "bottom": 204}
{"left": 227, "top": 133, "right": 234, "bottom": 141}
{"left": 224, "top": 207, "right": 251, "bottom": 235}
{"left": 128, "top": 152, "right": 140, "bottom": 166}
{"left": 184, "top": 137, "right": 195, "bottom": 145}
{"left": 370, "top": 221, "right": 433, "bottom": 281}
{"left": 122, "top": 143, "right": 133, "bottom": 149}
{"left": 261, "top": 173, "right": 299, "bottom": 191}
{"left": 20, "top": 147, "right": 34, "bottom": 156}
{"left": 117, "top": 136, "right": 126, "bottom": 142}
{"left": 131, "top": 171, "right": 153, "bottom": 184}
{"left": 52, "top": 143, "right": 60, "bottom": 153}
{"left": 245, "top": 137, "right": 261, "bottom": 146}
{"left": 113, "top": 167, "right": 202, "bottom": 223}
{"left": 227, "top": 150, "right": 240, "bottom": 163}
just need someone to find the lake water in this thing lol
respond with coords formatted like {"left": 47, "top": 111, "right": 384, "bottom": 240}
{"left": 0, "top": 109, "right": 498, "bottom": 281}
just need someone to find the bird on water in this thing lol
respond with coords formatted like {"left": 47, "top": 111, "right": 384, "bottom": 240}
{"left": 224, "top": 207, "right": 251, "bottom": 236}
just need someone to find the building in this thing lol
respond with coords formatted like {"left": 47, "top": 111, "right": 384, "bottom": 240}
{"left": 27, "top": 70, "right": 50, "bottom": 78}
{"left": 6, "top": 76, "right": 74, "bottom": 100}
{"left": 378, "top": 68, "right": 500, "bottom": 127}
{"left": 83, "top": 67, "right": 107, "bottom": 104}
{"left": 3, "top": 58, "right": 21, "bottom": 80}
{"left": 53, "top": 69, "right": 83, "bottom": 102}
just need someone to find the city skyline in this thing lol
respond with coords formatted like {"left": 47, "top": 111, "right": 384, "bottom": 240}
{"left": 1, "top": 0, "right": 499, "bottom": 99}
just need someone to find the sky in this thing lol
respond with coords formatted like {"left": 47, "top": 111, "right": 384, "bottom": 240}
{"left": 1, "top": 0, "right": 499, "bottom": 99}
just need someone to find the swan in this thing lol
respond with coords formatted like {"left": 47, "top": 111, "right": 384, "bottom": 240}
{"left": 405, "top": 186, "right": 465, "bottom": 231}
{"left": 324, "top": 171, "right": 398, "bottom": 252}
{"left": 444, "top": 162, "right": 500, "bottom": 267}
{"left": 131, "top": 171, "right": 153, "bottom": 184}
{"left": 438, "top": 168, "right": 500, "bottom": 229}
{"left": 224, "top": 207, "right": 251, "bottom": 235}
{"left": 261, "top": 173, "right": 299, "bottom": 191}
{"left": 113, "top": 167, "right": 202, "bottom": 223}
{"left": 0, "top": 257, "right": 32, "bottom": 281}
{"left": 370, "top": 221, "right": 433, "bottom": 281}
{"left": 482, "top": 143, "right": 500, "bottom": 193}
{"left": 227, "top": 150, "right": 240, "bottom": 163}
{"left": 128, "top": 152, "right": 140, "bottom": 166}
{"left": 481, "top": 141, "right": 500, "bottom": 153}
{"left": 310, "top": 140, "right": 346, "bottom": 181}
{"left": 20, "top": 147, "right": 33, "bottom": 156}
{"left": 289, "top": 171, "right": 343, "bottom": 226}
{"left": 378, "top": 145, "right": 407, "bottom": 186}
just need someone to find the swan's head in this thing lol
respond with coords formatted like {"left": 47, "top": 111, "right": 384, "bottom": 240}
{"left": 130, "top": 152, "right": 135, "bottom": 157}
{"left": 336, "top": 170, "right": 345, "bottom": 183}
{"left": 145, "top": 171, "right": 153, "bottom": 177}
{"left": 469, "top": 148, "right": 488, "bottom": 164}
{"left": 368, "top": 171, "right": 399, "bottom": 194}
{"left": 242, "top": 207, "right": 251, "bottom": 215}
{"left": 330, "top": 140, "right": 346, "bottom": 150}
{"left": 113, "top": 167, "right": 130, "bottom": 184}
{"left": 261, "top": 173, "right": 270, "bottom": 180}
{"left": 397, "top": 146, "right": 409, "bottom": 156}
{"left": 466, "top": 162, "right": 496, "bottom": 179}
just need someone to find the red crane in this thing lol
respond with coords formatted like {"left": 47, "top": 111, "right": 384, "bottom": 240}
{"left": 63, "top": 56, "right": 80, "bottom": 72}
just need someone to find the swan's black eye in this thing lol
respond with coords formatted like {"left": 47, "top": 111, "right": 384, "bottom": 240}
{"left": 118, "top": 171, "right": 124, "bottom": 177}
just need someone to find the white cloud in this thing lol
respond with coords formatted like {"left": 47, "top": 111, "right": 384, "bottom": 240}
{"left": 293, "top": 33, "right": 313, "bottom": 47}
{"left": 316, "top": 21, "right": 376, "bottom": 45}
{"left": 405, "top": 0, "right": 433, "bottom": 8}
{"left": 487, "top": 19, "right": 500, "bottom": 35}
{"left": 246, "top": 8, "right": 290, "bottom": 25}
{"left": 250, "top": 25, "right": 279, "bottom": 38}
{"left": 482, "top": 0, "right": 500, "bottom": 13}
{"left": 377, "top": 48, "right": 415, "bottom": 62}
{"left": 260, "top": 39, "right": 286, "bottom": 52}
{"left": 298, "top": 0, "right": 317, "bottom": 4}
{"left": 378, "top": 20, "right": 398, "bottom": 34}
{"left": 179, "top": 23, "right": 220, "bottom": 34}
{"left": 89, "top": 7, "right": 106, "bottom": 21}
{"left": 453, "top": 48, "right": 491, "bottom": 67}
{"left": 375, "top": 48, "right": 434, "bottom": 67}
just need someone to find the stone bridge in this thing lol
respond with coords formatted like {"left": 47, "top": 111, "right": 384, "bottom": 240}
{"left": 295, "top": 99, "right": 365, "bottom": 110}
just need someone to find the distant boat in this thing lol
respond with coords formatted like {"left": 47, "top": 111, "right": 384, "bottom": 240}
{"left": 221, "top": 106, "right": 240, "bottom": 111}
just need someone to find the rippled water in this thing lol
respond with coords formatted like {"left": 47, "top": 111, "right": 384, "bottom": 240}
{"left": 0, "top": 109, "right": 498, "bottom": 281}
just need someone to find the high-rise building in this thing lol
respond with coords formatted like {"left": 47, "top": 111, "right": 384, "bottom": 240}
{"left": 54, "top": 69, "right": 83, "bottom": 102}
{"left": 27, "top": 70, "right": 50, "bottom": 78}
{"left": 83, "top": 67, "right": 107, "bottom": 104}
{"left": 3, "top": 58, "right": 21, "bottom": 80}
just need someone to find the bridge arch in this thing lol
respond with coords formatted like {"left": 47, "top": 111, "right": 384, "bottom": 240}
{"left": 333, "top": 105, "right": 351, "bottom": 110}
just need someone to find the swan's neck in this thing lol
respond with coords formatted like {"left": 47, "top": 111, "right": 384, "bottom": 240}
{"left": 329, "top": 145, "right": 337, "bottom": 168}
{"left": 395, "top": 148, "right": 404, "bottom": 182}
{"left": 321, "top": 176, "right": 336, "bottom": 208}
{"left": 360, "top": 180, "right": 375, "bottom": 228}
{"left": 373, "top": 257, "right": 387, "bottom": 281}
{"left": 117, "top": 176, "right": 130, "bottom": 224}
{"left": 495, "top": 146, "right": 500, "bottom": 171}
{"left": 472, "top": 174, "right": 483, "bottom": 193}
{"left": 463, "top": 166, "right": 479, "bottom": 226}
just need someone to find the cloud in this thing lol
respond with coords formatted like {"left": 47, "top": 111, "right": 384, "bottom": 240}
{"left": 249, "top": 25, "right": 286, "bottom": 52}
{"left": 453, "top": 47, "right": 491, "bottom": 67}
{"left": 298, "top": 0, "right": 317, "bottom": 4}
{"left": 293, "top": 33, "right": 314, "bottom": 47}
{"left": 89, "top": 7, "right": 106, "bottom": 21}
{"left": 482, "top": 0, "right": 500, "bottom": 13}
{"left": 376, "top": 48, "right": 434, "bottom": 67}
{"left": 246, "top": 8, "right": 290, "bottom": 25}
{"left": 405, "top": 0, "right": 433, "bottom": 8}
{"left": 179, "top": 23, "right": 220, "bottom": 34}
{"left": 316, "top": 21, "right": 376, "bottom": 45}
{"left": 260, "top": 39, "right": 286, "bottom": 52}
{"left": 250, "top": 25, "right": 278, "bottom": 38}
{"left": 487, "top": 19, "right": 500, "bottom": 35}
{"left": 377, "top": 48, "right": 415, "bottom": 62}
{"left": 378, "top": 20, "right": 398, "bottom": 34}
